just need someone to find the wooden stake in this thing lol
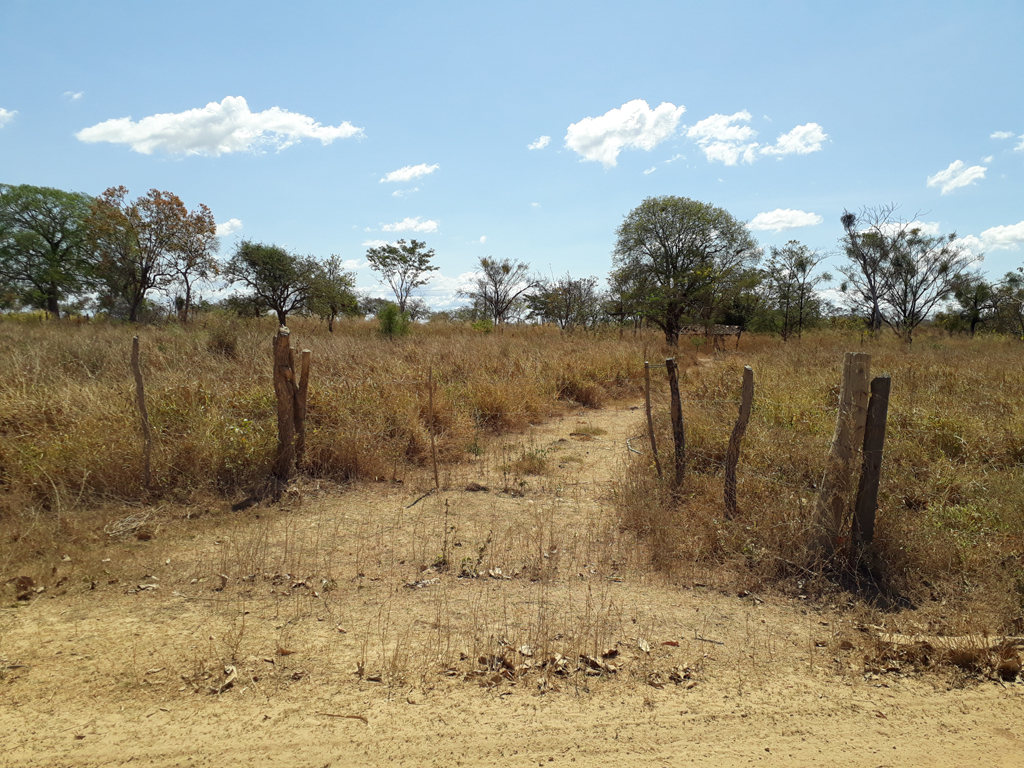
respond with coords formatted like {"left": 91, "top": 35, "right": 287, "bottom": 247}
{"left": 666, "top": 357, "right": 685, "bottom": 491}
{"left": 724, "top": 366, "right": 754, "bottom": 518}
{"left": 294, "top": 349, "right": 311, "bottom": 468}
{"left": 272, "top": 327, "right": 296, "bottom": 491}
{"left": 644, "top": 361, "right": 663, "bottom": 479}
{"left": 851, "top": 375, "right": 891, "bottom": 563}
{"left": 130, "top": 336, "right": 152, "bottom": 490}
{"left": 814, "top": 352, "right": 871, "bottom": 557}
{"left": 428, "top": 365, "right": 439, "bottom": 490}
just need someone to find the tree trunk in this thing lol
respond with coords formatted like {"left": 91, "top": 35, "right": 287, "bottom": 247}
{"left": 46, "top": 289, "right": 60, "bottom": 320}
{"left": 276, "top": 309, "right": 287, "bottom": 326}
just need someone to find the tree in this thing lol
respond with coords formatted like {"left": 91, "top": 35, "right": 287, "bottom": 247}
{"left": 948, "top": 272, "right": 998, "bottom": 337}
{"left": 86, "top": 186, "right": 213, "bottom": 322}
{"left": 0, "top": 184, "right": 95, "bottom": 318}
{"left": 994, "top": 270, "right": 1024, "bottom": 339}
{"left": 611, "top": 196, "right": 760, "bottom": 345}
{"left": 760, "top": 241, "right": 831, "bottom": 340}
{"left": 170, "top": 203, "right": 218, "bottom": 323}
{"left": 309, "top": 254, "right": 358, "bottom": 331}
{"left": 838, "top": 206, "right": 976, "bottom": 341}
{"left": 460, "top": 256, "right": 537, "bottom": 326}
{"left": 527, "top": 273, "right": 602, "bottom": 330}
{"left": 223, "top": 240, "right": 320, "bottom": 326}
{"left": 364, "top": 239, "right": 437, "bottom": 312}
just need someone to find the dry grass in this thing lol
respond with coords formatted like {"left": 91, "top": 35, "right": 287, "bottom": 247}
{"left": 617, "top": 328, "right": 1024, "bottom": 634}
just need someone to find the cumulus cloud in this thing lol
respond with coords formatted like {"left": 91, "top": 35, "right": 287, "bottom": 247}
{"left": 761, "top": 123, "right": 828, "bottom": 156}
{"left": 417, "top": 270, "right": 483, "bottom": 309}
{"left": 980, "top": 221, "right": 1024, "bottom": 250}
{"left": 982, "top": 155, "right": 994, "bottom": 163}
{"left": 381, "top": 217, "right": 439, "bottom": 233}
{"left": 991, "top": 131, "right": 1015, "bottom": 139}
{"left": 926, "top": 160, "right": 986, "bottom": 194}
{"left": 565, "top": 99, "right": 685, "bottom": 167}
{"left": 362, "top": 239, "right": 390, "bottom": 249}
{"left": 75, "top": 95, "right": 362, "bottom": 155}
{"left": 479, "top": 236, "right": 487, "bottom": 244}
{"left": 0, "top": 108, "right": 16, "bottom": 128}
{"left": 392, "top": 187, "right": 419, "bottom": 197}
{"left": 343, "top": 259, "right": 369, "bottom": 270}
{"left": 686, "top": 111, "right": 758, "bottom": 165}
{"left": 527, "top": 135, "right": 551, "bottom": 150}
{"left": 380, "top": 163, "right": 439, "bottom": 183}
{"left": 747, "top": 209, "right": 823, "bottom": 233}
{"left": 63, "top": 91, "right": 83, "bottom": 101}
{"left": 216, "top": 218, "right": 243, "bottom": 237}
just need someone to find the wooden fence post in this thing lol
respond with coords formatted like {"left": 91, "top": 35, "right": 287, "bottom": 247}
{"left": 644, "top": 361, "right": 663, "bottom": 479}
{"left": 273, "top": 327, "right": 297, "bottom": 492}
{"left": 814, "top": 352, "right": 871, "bottom": 557}
{"left": 851, "top": 374, "right": 891, "bottom": 564}
{"left": 294, "top": 349, "right": 311, "bottom": 468}
{"left": 665, "top": 357, "right": 685, "bottom": 492}
{"left": 428, "top": 365, "right": 440, "bottom": 490}
{"left": 130, "top": 336, "right": 152, "bottom": 490}
{"left": 724, "top": 366, "right": 754, "bottom": 518}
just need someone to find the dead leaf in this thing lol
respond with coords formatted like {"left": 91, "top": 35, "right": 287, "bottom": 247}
{"left": 638, "top": 638, "right": 651, "bottom": 653}
{"left": 278, "top": 646, "right": 298, "bottom": 656}
{"left": 662, "top": 640, "right": 680, "bottom": 647}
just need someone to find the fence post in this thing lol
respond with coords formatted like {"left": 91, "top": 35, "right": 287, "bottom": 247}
{"left": 814, "top": 352, "right": 871, "bottom": 557}
{"left": 724, "top": 366, "right": 754, "bottom": 518}
{"left": 273, "top": 327, "right": 297, "bottom": 493}
{"left": 130, "top": 336, "right": 152, "bottom": 491}
{"left": 428, "top": 365, "right": 440, "bottom": 490}
{"left": 294, "top": 349, "right": 311, "bottom": 468}
{"left": 665, "top": 357, "right": 685, "bottom": 492}
{"left": 851, "top": 375, "right": 891, "bottom": 565}
{"left": 644, "top": 361, "right": 663, "bottom": 479}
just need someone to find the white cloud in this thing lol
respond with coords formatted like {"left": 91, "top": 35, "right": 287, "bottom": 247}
{"left": 381, "top": 216, "right": 439, "bottom": 233}
{"left": 0, "top": 108, "right": 16, "bottom": 128}
{"left": 479, "top": 236, "right": 487, "bottom": 244}
{"left": 216, "top": 218, "right": 243, "bottom": 237}
{"left": 416, "top": 270, "right": 483, "bottom": 309}
{"left": 687, "top": 111, "right": 758, "bottom": 165}
{"left": 380, "top": 163, "right": 439, "bottom": 183}
{"left": 991, "top": 131, "right": 1015, "bottom": 139}
{"left": 343, "top": 259, "right": 369, "bottom": 270}
{"left": 362, "top": 239, "right": 390, "bottom": 249}
{"left": 926, "top": 160, "right": 986, "bottom": 194}
{"left": 953, "top": 234, "right": 984, "bottom": 257}
{"left": 979, "top": 221, "right": 1024, "bottom": 251}
{"left": 982, "top": 155, "right": 994, "bottom": 163}
{"left": 392, "top": 187, "right": 419, "bottom": 197}
{"left": 871, "top": 220, "right": 942, "bottom": 238}
{"left": 1016, "top": 136, "right": 1024, "bottom": 152}
{"left": 565, "top": 99, "right": 685, "bottom": 167}
{"left": 664, "top": 154, "right": 685, "bottom": 164}
{"left": 63, "top": 91, "right": 83, "bottom": 101}
{"left": 747, "top": 209, "right": 824, "bottom": 232}
{"left": 761, "top": 123, "right": 828, "bottom": 156}
{"left": 75, "top": 95, "right": 362, "bottom": 155}
{"left": 643, "top": 166, "right": 657, "bottom": 175}
{"left": 527, "top": 135, "right": 551, "bottom": 150}
{"left": 531, "top": 202, "right": 541, "bottom": 208}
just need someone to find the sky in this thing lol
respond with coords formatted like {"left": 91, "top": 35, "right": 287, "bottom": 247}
{"left": 2, "top": 0, "right": 1023, "bottom": 310}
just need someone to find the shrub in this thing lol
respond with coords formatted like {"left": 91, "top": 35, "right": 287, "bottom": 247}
{"left": 377, "top": 302, "right": 410, "bottom": 339}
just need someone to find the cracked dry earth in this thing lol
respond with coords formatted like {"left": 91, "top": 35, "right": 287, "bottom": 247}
{"left": 1, "top": 402, "right": 1023, "bottom": 767}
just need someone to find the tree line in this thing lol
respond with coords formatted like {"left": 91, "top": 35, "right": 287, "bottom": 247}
{"left": 2, "top": 183, "right": 1013, "bottom": 344}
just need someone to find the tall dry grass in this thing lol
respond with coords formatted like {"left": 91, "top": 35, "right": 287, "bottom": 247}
{"left": 618, "top": 329, "right": 1024, "bottom": 630}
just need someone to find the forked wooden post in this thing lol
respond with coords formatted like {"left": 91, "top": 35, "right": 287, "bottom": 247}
{"left": 428, "top": 365, "right": 440, "bottom": 490}
{"left": 851, "top": 375, "right": 891, "bottom": 564}
{"left": 724, "top": 365, "right": 754, "bottom": 518}
{"left": 665, "top": 357, "right": 685, "bottom": 491}
{"left": 294, "top": 349, "right": 311, "bottom": 468}
{"left": 272, "top": 327, "right": 297, "bottom": 490}
{"left": 130, "top": 336, "right": 152, "bottom": 490}
{"left": 644, "top": 361, "right": 663, "bottom": 479}
{"left": 814, "top": 352, "right": 871, "bottom": 557}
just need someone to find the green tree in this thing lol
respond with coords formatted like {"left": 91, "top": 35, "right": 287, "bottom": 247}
{"left": 170, "top": 203, "right": 218, "bottom": 323}
{"left": 223, "top": 240, "right": 320, "bottom": 326}
{"left": 760, "top": 241, "right": 831, "bottom": 340}
{"left": 611, "top": 196, "right": 760, "bottom": 346}
{"left": 949, "top": 272, "right": 998, "bottom": 337}
{"left": 527, "top": 273, "right": 602, "bottom": 330}
{"left": 309, "top": 254, "right": 358, "bottom": 331}
{"left": 364, "top": 239, "right": 437, "bottom": 312}
{"left": 0, "top": 183, "right": 95, "bottom": 318}
{"left": 459, "top": 256, "right": 537, "bottom": 325}
{"left": 994, "top": 269, "right": 1024, "bottom": 339}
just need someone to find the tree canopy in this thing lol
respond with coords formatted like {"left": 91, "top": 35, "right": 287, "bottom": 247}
{"left": 460, "top": 257, "right": 537, "bottom": 325}
{"left": 611, "top": 196, "right": 760, "bottom": 345}
{"left": 364, "top": 239, "right": 437, "bottom": 312}
{"left": 224, "top": 240, "right": 320, "bottom": 326}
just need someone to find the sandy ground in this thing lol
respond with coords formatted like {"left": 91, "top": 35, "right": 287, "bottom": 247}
{"left": 2, "top": 403, "right": 1022, "bottom": 767}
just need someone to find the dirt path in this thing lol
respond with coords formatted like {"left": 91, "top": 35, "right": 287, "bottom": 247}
{"left": 2, "top": 403, "right": 1023, "bottom": 767}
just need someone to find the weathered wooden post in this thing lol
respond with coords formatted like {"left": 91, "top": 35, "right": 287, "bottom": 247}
{"left": 428, "top": 365, "right": 440, "bottom": 490}
{"left": 814, "top": 352, "right": 871, "bottom": 557}
{"left": 851, "top": 375, "right": 891, "bottom": 565}
{"left": 130, "top": 336, "right": 153, "bottom": 490}
{"left": 665, "top": 357, "right": 685, "bottom": 492}
{"left": 644, "top": 361, "right": 663, "bottom": 479}
{"left": 272, "top": 327, "right": 297, "bottom": 492}
{"left": 724, "top": 366, "right": 754, "bottom": 518}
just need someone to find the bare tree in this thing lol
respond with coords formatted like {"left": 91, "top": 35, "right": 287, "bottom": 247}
{"left": 460, "top": 257, "right": 537, "bottom": 325}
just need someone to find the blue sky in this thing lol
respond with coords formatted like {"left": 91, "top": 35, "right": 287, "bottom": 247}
{"left": 2, "top": 0, "right": 1022, "bottom": 309}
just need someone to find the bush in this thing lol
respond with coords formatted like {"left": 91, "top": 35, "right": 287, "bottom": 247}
{"left": 377, "top": 302, "right": 410, "bottom": 339}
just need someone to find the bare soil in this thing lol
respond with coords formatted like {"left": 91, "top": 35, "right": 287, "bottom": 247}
{"left": 2, "top": 403, "right": 1022, "bottom": 767}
